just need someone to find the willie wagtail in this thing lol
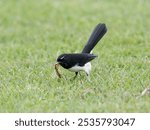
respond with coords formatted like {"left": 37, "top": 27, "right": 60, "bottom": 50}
{"left": 55, "top": 23, "right": 107, "bottom": 78}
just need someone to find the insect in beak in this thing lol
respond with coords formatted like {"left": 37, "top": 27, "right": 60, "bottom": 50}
{"left": 55, "top": 63, "right": 62, "bottom": 78}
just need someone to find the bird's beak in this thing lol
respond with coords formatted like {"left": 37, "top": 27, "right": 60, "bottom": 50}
{"left": 55, "top": 63, "right": 62, "bottom": 78}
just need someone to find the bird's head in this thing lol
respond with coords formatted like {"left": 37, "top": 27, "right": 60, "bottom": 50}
{"left": 55, "top": 54, "right": 70, "bottom": 78}
{"left": 56, "top": 54, "right": 69, "bottom": 69}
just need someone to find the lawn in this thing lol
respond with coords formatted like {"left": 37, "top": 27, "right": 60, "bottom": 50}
{"left": 0, "top": 0, "right": 149, "bottom": 112}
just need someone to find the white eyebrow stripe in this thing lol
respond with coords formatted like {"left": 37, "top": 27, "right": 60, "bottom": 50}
{"left": 60, "top": 56, "right": 65, "bottom": 59}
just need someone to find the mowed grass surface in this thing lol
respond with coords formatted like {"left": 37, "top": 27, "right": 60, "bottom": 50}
{"left": 0, "top": 0, "right": 149, "bottom": 112}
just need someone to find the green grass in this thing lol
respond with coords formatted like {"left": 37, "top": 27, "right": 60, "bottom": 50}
{"left": 0, "top": 0, "right": 150, "bottom": 112}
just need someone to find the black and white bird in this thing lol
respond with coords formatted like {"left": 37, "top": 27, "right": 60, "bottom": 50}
{"left": 55, "top": 23, "right": 107, "bottom": 78}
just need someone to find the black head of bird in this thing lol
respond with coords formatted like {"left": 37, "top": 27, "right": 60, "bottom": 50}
{"left": 55, "top": 23, "right": 107, "bottom": 78}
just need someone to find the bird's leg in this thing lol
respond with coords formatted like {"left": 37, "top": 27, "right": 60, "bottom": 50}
{"left": 73, "top": 72, "right": 78, "bottom": 79}
{"left": 75, "top": 72, "right": 78, "bottom": 77}
{"left": 85, "top": 72, "right": 91, "bottom": 82}
{"left": 79, "top": 72, "right": 81, "bottom": 76}
{"left": 87, "top": 75, "right": 91, "bottom": 82}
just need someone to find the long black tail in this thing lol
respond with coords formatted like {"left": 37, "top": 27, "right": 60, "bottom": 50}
{"left": 82, "top": 23, "right": 107, "bottom": 53}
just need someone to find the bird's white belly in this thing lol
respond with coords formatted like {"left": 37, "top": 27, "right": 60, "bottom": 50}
{"left": 68, "top": 65, "right": 84, "bottom": 72}
{"left": 68, "top": 62, "right": 91, "bottom": 74}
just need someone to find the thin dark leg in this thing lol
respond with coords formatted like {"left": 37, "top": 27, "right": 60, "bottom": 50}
{"left": 73, "top": 72, "right": 78, "bottom": 79}
{"left": 86, "top": 72, "right": 91, "bottom": 82}
{"left": 75, "top": 72, "right": 78, "bottom": 76}
{"left": 79, "top": 72, "right": 81, "bottom": 76}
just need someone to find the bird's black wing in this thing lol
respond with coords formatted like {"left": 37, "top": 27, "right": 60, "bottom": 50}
{"left": 66, "top": 53, "right": 97, "bottom": 67}
{"left": 82, "top": 23, "right": 107, "bottom": 53}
